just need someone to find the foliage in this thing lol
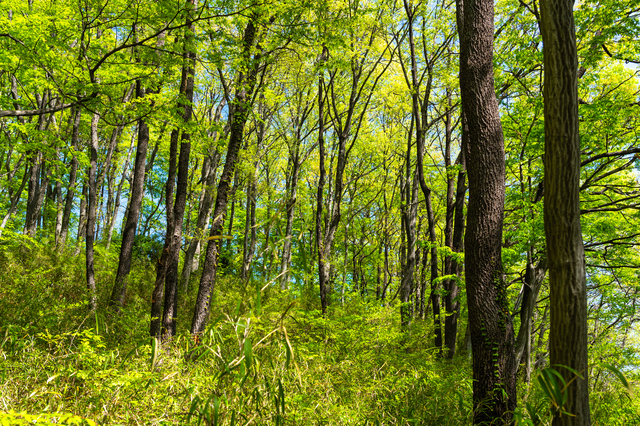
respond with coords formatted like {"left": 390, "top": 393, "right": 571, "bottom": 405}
{"left": 1, "top": 242, "right": 639, "bottom": 424}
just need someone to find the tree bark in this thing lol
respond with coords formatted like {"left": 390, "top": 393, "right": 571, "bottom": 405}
{"left": 181, "top": 150, "right": 219, "bottom": 289}
{"left": 540, "top": 0, "right": 591, "bottom": 423}
{"left": 149, "top": 126, "right": 180, "bottom": 337}
{"left": 85, "top": 111, "right": 99, "bottom": 312}
{"left": 109, "top": 81, "right": 151, "bottom": 311}
{"left": 106, "top": 134, "right": 136, "bottom": 249}
{"left": 456, "top": 0, "right": 517, "bottom": 422}
{"left": 181, "top": 99, "right": 225, "bottom": 289}
{"left": 316, "top": 55, "right": 330, "bottom": 314}
{"left": 161, "top": 17, "right": 197, "bottom": 339}
{"left": 191, "top": 17, "right": 264, "bottom": 336}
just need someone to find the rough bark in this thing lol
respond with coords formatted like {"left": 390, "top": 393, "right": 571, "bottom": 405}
{"left": 540, "top": 0, "right": 591, "bottom": 423}
{"left": 457, "top": 0, "right": 517, "bottom": 422}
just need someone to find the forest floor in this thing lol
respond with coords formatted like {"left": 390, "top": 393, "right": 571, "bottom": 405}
{"left": 0, "top": 237, "right": 638, "bottom": 425}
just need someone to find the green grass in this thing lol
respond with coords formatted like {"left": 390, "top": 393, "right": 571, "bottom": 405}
{"left": 0, "top": 235, "right": 637, "bottom": 425}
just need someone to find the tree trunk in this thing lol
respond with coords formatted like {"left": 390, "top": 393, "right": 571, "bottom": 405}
{"left": 315, "top": 48, "right": 330, "bottom": 314}
{"left": 75, "top": 179, "right": 88, "bottom": 253}
{"left": 241, "top": 173, "right": 257, "bottom": 281}
{"left": 540, "top": 0, "right": 591, "bottom": 422}
{"left": 85, "top": 111, "right": 99, "bottom": 312}
{"left": 161, "top": 19, "right": 196, "bottom": 339}
{"left": 149, "top": 126, "right": 180, "bottom": 337}
{"left": 181, "top": 150, "right": 219, "bottom": 289}
{"left": 191, "top": 18, "right": 263, "bottom": 336}
{"left": 109, "top": 81, "right": 151, "bottom": 311}
{"left": 280, "top": 144, "right": 302, "bottom": 289}
{"left": 181, "top": 99, "right": 225, "bottom": 290}
{"left": 444, "top": 115, "right": 467, "bottom": 359}
{"left": 457, "top": 0, "right": 517, "bottom": 422}
{"left": 514, "top": 258, "right": 546, "bottom": 382}
{"left": 0, "top": 171, "right": 28, "bottom": 237}
{"left": 106, "top": 134, "right": 136, "bottom": 249}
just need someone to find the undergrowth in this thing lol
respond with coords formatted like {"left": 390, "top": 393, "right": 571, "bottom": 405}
{"left": 0, "top": 234, "right": 637, "bottom": 425}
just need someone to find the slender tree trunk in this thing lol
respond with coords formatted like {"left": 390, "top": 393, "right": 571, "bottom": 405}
{"left": 241, "top": 174, "right": 257, "bottom": 280}
{"left": 161, "top": 17, "right": 196, "bottom": 339}
{"left": 191, "top": 18, "right": 264, "bottom": 336}
{"left": 181, "top": 151, "right": 219, "bottom": 289}
{"left": 280, "top": 148, "right": 301, "bottom": 289}
{"left": 540, "top": 0, "right": 591, "bottom": 422}
{"left": 444, "top": 113, "right": 467, "bottom": 359}
{"left": 181, "top": 99, "right": 225, "bottom": 289}
{"left": 514, "top": 258, "right": 547, "bottom": 382}
{"left": 225, "top": 169, "right": 240, "bottom": 253}
{"left": 425, "top": 191, "right": 442, "bottom": 354}
{"left": 149, "top": 127, "right": 180, "bottom": 337}
{"left": 75, "top": 179, "right": 88, "bottom": 253}
{"left": 106, "top": 134, "right": 135, "bottom": 249}
{"left": 315, "top": 49, "right": 330, "bottom": 315}
{"left": 54, "top": 178, "right": 63, "bottom": 243}
{"left": 400, "top": 170, "right": 418, "bottom": 327}
{"left": 24, "top": 103, "right": 50, "bottom": 237}
{"left": 109, "top": 81, "right": 152, "bottom": 311}
{"left": 0, "top": 172, "right": 28, "bottom": 237}
{"left": 85, "top": 111, "right": 99, "bottom": 312}
{"left": 457, "top": 0, "right": 517, "bottom": 422}
{"left": 161, "top": 137, "right": 191, "bottom": 339}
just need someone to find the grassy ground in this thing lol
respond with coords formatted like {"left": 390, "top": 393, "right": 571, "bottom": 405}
{"left": 0, "top": 234, "right": 637, "bottom": 425}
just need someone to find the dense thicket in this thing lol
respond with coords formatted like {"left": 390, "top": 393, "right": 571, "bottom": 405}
{"left": 1, "top": 0, "right": 639, "bottom": 424}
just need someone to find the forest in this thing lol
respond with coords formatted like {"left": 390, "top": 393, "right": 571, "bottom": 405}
{"left": 0, "top": 0, "right": 639, "bottom": 424}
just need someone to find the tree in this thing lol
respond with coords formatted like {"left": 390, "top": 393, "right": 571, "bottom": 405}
{"left": 540, "top": 0, "right": 591, "bottom": 423}
{"left": 456, "top": 0, "right": 517, "bottom": 422}
{"left": 191, "top": 14, "right": 269, "bottom": 336}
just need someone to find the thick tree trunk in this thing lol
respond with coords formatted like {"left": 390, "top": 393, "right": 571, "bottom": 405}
{"left": 457, "top": 0, "right": 517, "bottom": 422}
{"left": 540, "top": 0, "right": 591, "bottom": 423}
